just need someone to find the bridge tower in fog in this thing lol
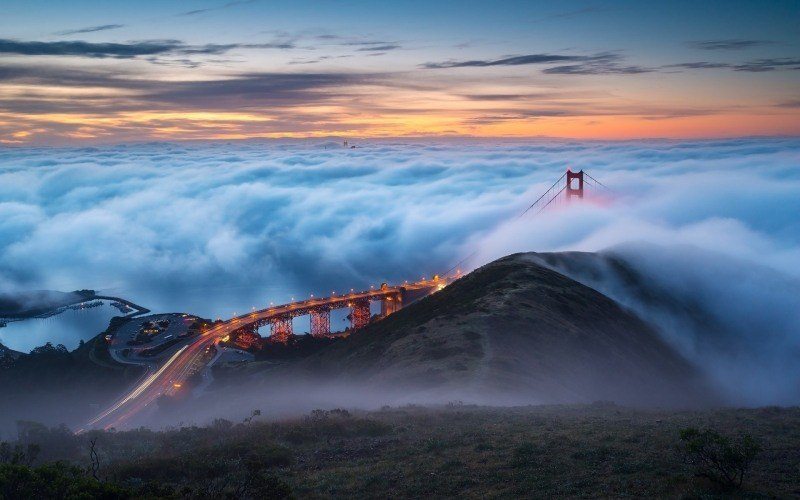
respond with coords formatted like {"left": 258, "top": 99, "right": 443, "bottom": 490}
{"left": 519, "top": 167, "right": 607, "bottom": 216}
{"left": 566, "top": 169, "right": 584, "bottom": 201}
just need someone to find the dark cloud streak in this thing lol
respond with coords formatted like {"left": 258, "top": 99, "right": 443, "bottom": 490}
{"left": 0, "top": 38, "right": 296, "bottom": 59}
{"left": 421, "top": 53, "right": 585, "bottom": 69}
{"left": 55, "top": 24, "right": 125, "bottom": 36}
{"left": 423, "top": 52, "right": 653, "bottom": 75}
{"left": 356, "top": 44, "right": 401, "bottom": 52}
{"left": 0, "top": 39, "right": 183, "bottom": 58}
{"left": 178, "top": 0, "right": 257, "bottom": 16}
{"left": 664, "top": 58, "right": 800, "bottom": 73}
{"left": 687, "top": 39, "right": 773, "bottom": 51}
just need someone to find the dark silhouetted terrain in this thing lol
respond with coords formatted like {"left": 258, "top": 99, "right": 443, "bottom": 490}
{"left": 0, "top": 331, "right": 142, "bottom": 435}
{"left": 3, "top": 405, "right": 799, "bottom": 498}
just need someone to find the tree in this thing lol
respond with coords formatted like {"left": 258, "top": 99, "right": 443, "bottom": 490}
{"left": 678, "top": 427, "right": 761, "bottom": 490}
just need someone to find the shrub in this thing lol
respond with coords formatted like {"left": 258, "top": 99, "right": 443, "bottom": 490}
{"left": 0, "top": 462, "right": 134, "bottom": 499}
{"left": 678, "top": 427, "right": 761, "bottom": 490}
{"left": 512, "top": 442, "right": 539, "bottom": 467}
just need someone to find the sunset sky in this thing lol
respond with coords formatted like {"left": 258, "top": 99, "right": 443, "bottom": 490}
{"left": 1, "top": 0, "right": 799, "bottom": 144}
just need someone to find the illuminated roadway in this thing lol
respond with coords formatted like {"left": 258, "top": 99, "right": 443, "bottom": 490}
{"left": 79, "top": 277, "right": 448, "bottom": 432}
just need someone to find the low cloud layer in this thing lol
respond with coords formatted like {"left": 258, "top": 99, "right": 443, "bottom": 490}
{"left": 1, "top": 139, "right": 799, "bottom": 383}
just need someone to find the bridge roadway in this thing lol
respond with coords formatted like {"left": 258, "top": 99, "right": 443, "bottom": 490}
{"left": 79, "top": 277, "right": 447, "bottom": 431}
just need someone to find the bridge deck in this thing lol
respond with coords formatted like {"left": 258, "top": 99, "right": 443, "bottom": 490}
{"left": 228, "top": 277, "right": 445, "bottom": 327}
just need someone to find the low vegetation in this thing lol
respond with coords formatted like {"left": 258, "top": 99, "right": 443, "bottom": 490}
{"left": 678, "top": 427, "right": 762, "bottom": 490}
{"left": 1, "top": 404, "right": 798, "bottom": 498}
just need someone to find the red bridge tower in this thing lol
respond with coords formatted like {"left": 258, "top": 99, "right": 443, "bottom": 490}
{"left": 310, "top": 309, "right": 331, "bottom": 337}
{"left": 269, "top": 315, "right": 293, "bottom": 343}
{"left": 566, "top": 169, "right": 584, "bottom": 201}
{"left": 349, "top": 298, "right": 371, "bottom": 330}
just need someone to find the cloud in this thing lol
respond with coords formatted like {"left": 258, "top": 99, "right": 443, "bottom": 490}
{"left": 139, "top": 72, "right": 384, "bottom": 108}
{"left": 664, "top": 58, "right": 800, "bottom": 73}
{"left": 422, "top": 52, "right": 653, "bottom": 74}
{"left": 178, "top": 0, "right": 257, "bottom": 16}
{"left": 0, "top": 38, "right": 295, "bottom": 59}
{"left": 55, "top": 24, "right": 125, "bottom": 36}
{"left": 0, "top": 65, "right": 376, "bottom": 100}
{"left": 356, "top": 44, "right": 401, "bottom": 52}
{"left": 421, "top": 53, "right": 585, "bottom": 69}
{"left": 423, "top": 49, "right": 794, "bottom": 76}
{"left": 542, "top": 53, "right": 653, "bottom": 74}
{"left": 179, "top": 42, "right": 296, "bottom": 54}
{"left": 664, "top": 62, "right": 732, "bottom": 70}
{"left": 0, "top": 39, "right": 184, "bottom": 58}
{"left": 732, "top": 58, "right": 800, "bottom": 72}
{"left": 459, "top": 93, "right": 559, "bottom": 101}
{"left": 687, "top": 39, "right": 773, "bottom": 50}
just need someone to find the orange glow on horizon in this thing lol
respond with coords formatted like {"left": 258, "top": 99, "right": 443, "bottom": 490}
{"left": 2, "top": 106, "right": 798, "bottom": 144}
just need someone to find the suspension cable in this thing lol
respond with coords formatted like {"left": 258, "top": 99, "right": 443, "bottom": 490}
{"left": 535, "top": 185, "right": 567, "bottom": 214}
{"left": 584, "top": 172, "right": 609, "bottom": 190}
{"left": 519, "top": 172, "right": 566, "bottom": 217}
{"left": 439, "top": 169, "right": 606, "bottom": 280}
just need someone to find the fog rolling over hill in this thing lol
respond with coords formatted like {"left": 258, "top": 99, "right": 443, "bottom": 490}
{"left": 185, "top": 252, "right": 715, "bottom": 425}
{"left": 533, "top": 246, "right": 800, "bottom": 407}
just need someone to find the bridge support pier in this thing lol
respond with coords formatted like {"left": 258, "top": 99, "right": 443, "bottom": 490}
{"left": 350, "top": 298, "right": 371, "bottom": 330}
{"left": 269, "top": 315, "right": 293, "bottom": 343}
{"left": 380, "top": 293, "right": 401, "bottom": 317}
{"left": 310, "top": 309, "right": 331, "bottom": 337}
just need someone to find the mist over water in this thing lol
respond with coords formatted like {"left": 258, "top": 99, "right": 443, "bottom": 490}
{"left": 1, "top": 136, "right": 799, "bottom": 391}
{"left": 0, "top": 305, "right": 117, "bottom": 350}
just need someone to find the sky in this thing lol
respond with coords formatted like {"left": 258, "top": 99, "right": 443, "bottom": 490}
{"left": 1, "top": 0, "right": 799, "bottom": 144}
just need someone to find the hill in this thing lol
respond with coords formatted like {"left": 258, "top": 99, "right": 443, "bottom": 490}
{"left": 209, "top": 252, "right": 714, "bottom": 413}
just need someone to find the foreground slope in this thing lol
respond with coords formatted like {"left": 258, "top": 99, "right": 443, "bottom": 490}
{"left": 0, "top": 333, "right": 142, "bottom": 433}
{"left": 240, "top": 252, "right": 713, "bottom": 407}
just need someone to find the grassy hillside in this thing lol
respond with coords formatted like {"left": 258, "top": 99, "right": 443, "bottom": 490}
{"left": 4, "top": 405, "right": 799, "bottom": 498}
